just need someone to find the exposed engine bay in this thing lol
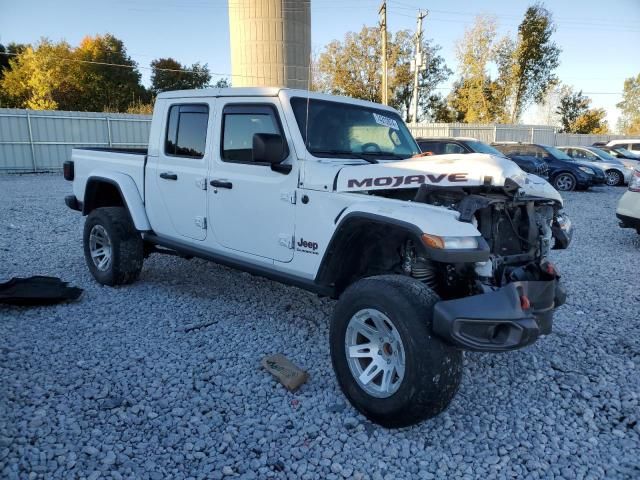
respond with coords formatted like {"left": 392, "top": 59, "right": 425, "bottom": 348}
{"left": 371, "top": 184, "right": 572, "bottom": 299}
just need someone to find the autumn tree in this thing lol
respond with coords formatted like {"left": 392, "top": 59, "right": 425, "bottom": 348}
{"left": 0, "top": 35, "right": 146, "bottom": 112}
{"left": 150, "top": 58, "right": 211, "bottom": 94}
{"left": 0, "top": 39, "right": 81, "bottom": 110}
{"left": 509, "top": 3, "right": 561, "bottom": 122}
{"left": 74, "top": 34, "right": 147, "bottom": 111}
{"left": 617, "top": 73, "right": 640, "bottom": 134}
{"left": 557, "top": 89, "right": 608, "bottom": 134}
{"left": 315, "top": 26, "right": 451, "bottom": 121}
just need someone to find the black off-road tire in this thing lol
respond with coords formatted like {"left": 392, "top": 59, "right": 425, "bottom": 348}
{"left": 83, "top": 207, "right": 144, "bottom": 286}
{"left": 330, "top": 275, "right": 463, "bottom": 428}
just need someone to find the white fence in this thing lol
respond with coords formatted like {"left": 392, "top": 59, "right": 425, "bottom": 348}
{"left": 407, "top": 122, "right": 629, "bottom": 147}
{"left": 0, "top": 109, "right": 634, "bottom": 173}
{"left": 0, "top": 109, "right": 152, "bottom": 173}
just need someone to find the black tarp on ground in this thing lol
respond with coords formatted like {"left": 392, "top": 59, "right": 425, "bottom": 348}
{"left": 0, "top": 276, "right": 83, "bottom": 306}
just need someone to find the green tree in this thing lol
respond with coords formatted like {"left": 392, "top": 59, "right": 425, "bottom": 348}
{"left": 315, "top": 26, "right": 451, "bottom": 121}
{"left": 557, "top": 89, "right": 608, "bottom": 133}
{"left": 509, "top": 3, "right": 561, "bottom": 122}
{"left": 617, "top": 73, "right": 640, "bottom": 135}
{"left": 449, "top": 16, "right": 503, "bottom": 123}
{"left": 150, "top": 57, "right": 211, "bottom": 94}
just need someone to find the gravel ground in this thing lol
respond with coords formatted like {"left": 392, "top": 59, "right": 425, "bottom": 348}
{"left": 1, "top": 174, "right": 639, "bottom": 480}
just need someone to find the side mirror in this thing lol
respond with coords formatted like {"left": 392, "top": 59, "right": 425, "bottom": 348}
{"left": 253, "top": 133, "right": 287, "bottom": 164}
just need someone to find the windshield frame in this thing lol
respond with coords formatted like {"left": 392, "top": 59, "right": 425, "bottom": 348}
{"left": 289, "top": 96, "right": 421, "bottom": 160}
{"left": 586, "top": 146, "right": 618, "bottom": 161}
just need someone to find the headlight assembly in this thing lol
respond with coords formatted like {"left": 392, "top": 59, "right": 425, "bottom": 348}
{"left": 421, "top": 234, "right": 479, "bottom": 250}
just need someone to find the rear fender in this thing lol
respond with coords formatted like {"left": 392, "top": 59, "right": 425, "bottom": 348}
{"left": 83, "top": 171, "right": 151, "bottom": 231}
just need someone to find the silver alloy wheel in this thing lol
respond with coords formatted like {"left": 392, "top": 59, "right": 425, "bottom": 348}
{"left": 555, "top": 173, "right": 575, "bottom": 191}
{"left": 345, "top": 308, "right": 406, "bottom": 398}
{"left": 89, "top": 224, "right": 112, "bottom": 271}
{"left": 606, "top": 170, "right": 621, "bottom": 186}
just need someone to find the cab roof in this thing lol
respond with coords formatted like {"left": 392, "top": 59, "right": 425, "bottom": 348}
{"left": 156, "top": 87, "right": 399, "bottom": 113}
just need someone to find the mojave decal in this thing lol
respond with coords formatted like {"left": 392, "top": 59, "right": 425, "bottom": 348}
{"left": 346, "top": 173, "right": 469, "bottom": 189}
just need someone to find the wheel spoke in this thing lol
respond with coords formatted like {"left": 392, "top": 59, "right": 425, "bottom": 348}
{"left": 351, "top": 316, "right": 379, "bottom": 341}
{"left": 359, "top": 360, "right": 381, "bottom": 385}
{"left": 380, "top": 366, "right": 394, "bottom": 392}
{"left": 348, "top": 343, "right": 376, "bottom": 359}
{"left": 91, "top": 247, "right": 106, "bottom": 259}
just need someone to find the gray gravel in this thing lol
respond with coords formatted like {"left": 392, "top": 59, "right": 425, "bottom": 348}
{"left": 1, "top": 174, "right": 639, "bottom": 480}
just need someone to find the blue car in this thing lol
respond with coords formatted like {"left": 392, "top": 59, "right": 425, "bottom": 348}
{"left": 492, "top": 143, "right": 605, "bottom": 191}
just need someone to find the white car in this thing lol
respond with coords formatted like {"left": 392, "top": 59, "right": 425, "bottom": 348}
{"left": 607, "top": 139, "right": 640, "bottom": 155}
{"left": 64, "top": 87, "right": 571, "bottom": 427}
{"left": 617, "top": 168, "right": 640, "bottom": 234}
{"left": 558, "top": 146, "right": 634, "bottom": 186}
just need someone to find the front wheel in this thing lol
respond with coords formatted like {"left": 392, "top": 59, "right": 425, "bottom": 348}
{"left": 553, "top": 173, "right": 577, "bottom": 191}
{"left": 83, "top": 207, "right": 144, "bottom": 286}
{"left": 330, "top": 275, "right": 462, "bottom": 428}
{"left": 605, "top": 170, "right": 623, "bottom": 186}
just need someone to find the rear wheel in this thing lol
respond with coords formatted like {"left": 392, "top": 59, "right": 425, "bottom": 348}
{"left": 553, "top": 173, "right": 577, "bottom": 191}
{"left": 83, "top": 207, "right": 143, "bottom": 286}
{"left": 330, "top": 275, "right": 462, "bottom": 428}
{"left": 605, "top": 170, "right": 623, "bottom": 186}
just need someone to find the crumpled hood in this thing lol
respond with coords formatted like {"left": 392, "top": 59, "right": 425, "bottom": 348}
{"left": 335, "top": 153, "right": 526, "bottom": 191}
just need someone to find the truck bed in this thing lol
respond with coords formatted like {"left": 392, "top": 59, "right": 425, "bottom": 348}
{"left": 71, "top": 147, "right": 147, "bottom": 206}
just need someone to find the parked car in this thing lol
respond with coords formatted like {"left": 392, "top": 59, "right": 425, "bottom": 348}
{"left": 607, "top": 139, "right": 640, "bottom": 155}
{"left": 492, "top": 142, "right": 605, "bottom": 191}
{"left": 598, "top": 146, "right": 640, "bottom": 167}
{"left": 416, "top": 137, "right": 549, "bottom": 177}
{"left": 557, "top": 146, "right": 633, "bottom": 186}
{"left": 616, "top": 168, "right": 640, "bottom": 234}
{"left": 63, "top": 87, "right": 570, "bottom": 427}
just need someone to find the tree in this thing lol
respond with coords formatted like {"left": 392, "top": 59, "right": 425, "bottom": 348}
{"left": 315, "top": 26, "right": 451, "bottom": 121}
{"left": 150, "top": 57, "right": 211, "bottom": 94}
{"left": 509, "top": 3, "right": 561, "bottom": 122}
{"left": 617, "top": 73, "right": 640, "bottom": 135}
{"left": 449, "top": 16, "right": 505, "bottom": 123}
{"left": 557, "top": 89, "right": 608, "bottom": 134}
{"left": 0, "top": 35, "right": 146, "bottom": 112}
{"left": 75, "top": 34, "right": 147, "bottom": 111}
{"left": 0, "top": 39, "right": 81, "bottom": 110}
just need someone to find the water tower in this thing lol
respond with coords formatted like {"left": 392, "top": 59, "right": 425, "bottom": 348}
{"left": 228, "top": 0, "right": 311, "bottom": 89}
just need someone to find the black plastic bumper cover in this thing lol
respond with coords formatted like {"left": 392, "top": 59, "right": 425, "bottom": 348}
{"left": 433, "top": 280, "right": 565, "bottom": 352}
{"left": 65, "top": 195, "right": 82, "bottom": 211}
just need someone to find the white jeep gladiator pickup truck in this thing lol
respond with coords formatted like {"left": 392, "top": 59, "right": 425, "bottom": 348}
{"left": 64, "top": 87, "right": 571, "bottom": 427}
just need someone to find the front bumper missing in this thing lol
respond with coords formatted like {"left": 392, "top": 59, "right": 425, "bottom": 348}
{"left": 432, "top": 280, "right": 566, "bottom": 352}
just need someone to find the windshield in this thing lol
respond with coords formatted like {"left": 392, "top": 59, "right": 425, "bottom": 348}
{"left": 544, "top": 145, "right": 573, "bottom": 161}
{"left": 290, "top": 97, "right": 420, "bottom": 159}
{"left": 613, "top": 147, "right": 640, "bottom": 159}
{"left": 587, "top": 147, "right": 617, "bottom": 161}
{"left": 465, "top": 140, "right": 506, "bottom": 157}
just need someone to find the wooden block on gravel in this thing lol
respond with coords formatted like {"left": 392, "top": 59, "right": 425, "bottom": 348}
{"left": 262, "top": 354, "right": 309, "bottom": 392}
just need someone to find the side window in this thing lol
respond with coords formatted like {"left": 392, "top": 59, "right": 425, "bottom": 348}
{"left": 631, "top": 143, "right": 640, "bottom": 151}
{"left": 165, "top": 104, "right": 209, "bottom": 158}
{"left": 221, "top": 105, "right": 284, "bottom": 163}
{"left": 419, "top": 142, "right": 442, "bottom": 154}
{"left": 444, "top": 143, "right": 465, "bottom": 154}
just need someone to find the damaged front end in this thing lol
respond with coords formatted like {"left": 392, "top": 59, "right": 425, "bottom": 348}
{"left": 391, "top": 183, "right": 571, "bottom": 352}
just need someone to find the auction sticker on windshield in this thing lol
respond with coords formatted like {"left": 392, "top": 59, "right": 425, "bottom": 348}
{"left": 373, "top": 113, "right": 399, "bottom": 130}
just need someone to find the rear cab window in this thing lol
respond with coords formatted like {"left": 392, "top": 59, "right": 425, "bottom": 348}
{"left": 165, "top": 104, "right": 209, "bottom": 158}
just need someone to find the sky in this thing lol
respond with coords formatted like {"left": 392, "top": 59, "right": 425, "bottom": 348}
{"left": 1, "top": 0, "right": 639, "bottom": 130}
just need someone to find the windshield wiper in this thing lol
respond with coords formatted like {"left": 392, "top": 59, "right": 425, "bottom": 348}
{"left": 310, "top": 149, "right": 379, "bottom": 164}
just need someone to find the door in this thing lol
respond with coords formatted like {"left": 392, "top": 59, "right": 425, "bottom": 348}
{"left": 209, "top": 101, "right": 297, "bottom": 262}
{"left": 155, "top": 103, "right": 211, "bottom": 241}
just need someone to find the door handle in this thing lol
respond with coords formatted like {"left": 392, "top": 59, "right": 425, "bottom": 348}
{"left": 210, "top": 180, "right": 233, "bottom": 189}
{"left": 160, "top": 172, "right": 178, "bottom": 180}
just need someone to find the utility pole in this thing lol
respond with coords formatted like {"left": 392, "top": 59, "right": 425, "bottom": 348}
{"left": 411, "top": 9, "right": 428, "bottom": 123}
{"left": 379, "top": 1, "right": 388, "bottom": 105}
